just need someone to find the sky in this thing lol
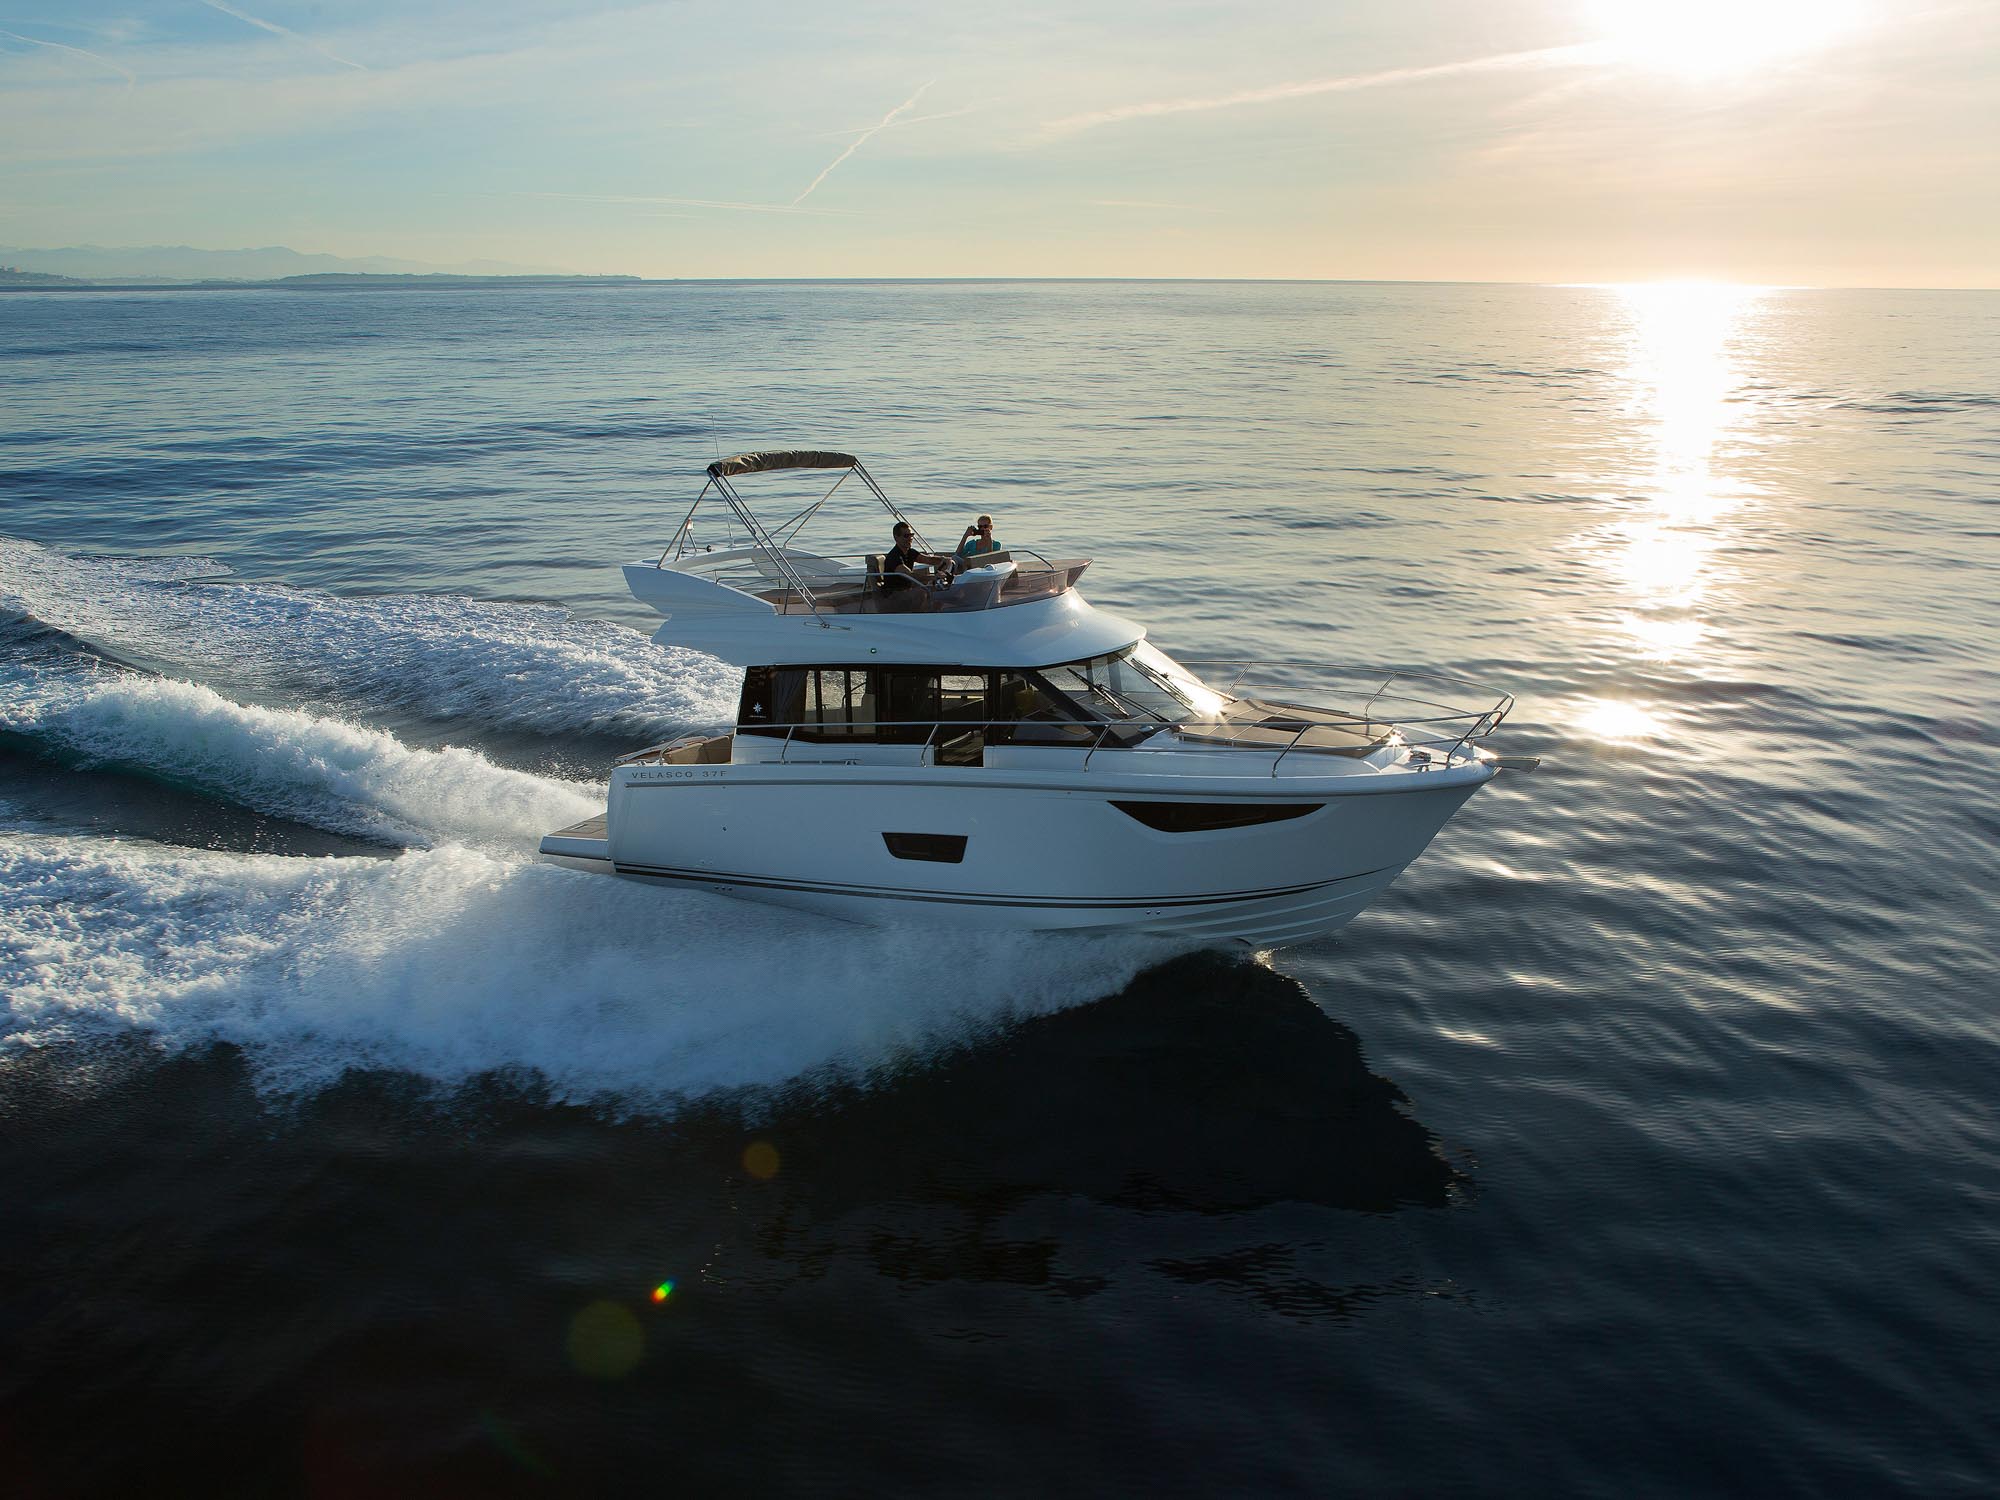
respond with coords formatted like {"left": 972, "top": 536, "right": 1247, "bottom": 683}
{"left": 1, "top": 0, "right": 1996, "bottom": 285}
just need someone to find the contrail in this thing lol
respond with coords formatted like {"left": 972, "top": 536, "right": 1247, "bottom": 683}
{"left": 201, "top": 0, "right": 366, "bottom": 70}
{"left": 511, "top": 191, "right": 860, "bottom": 218}
{"left": 1045, "top": 42, "right": 1610, "bottom": 135}
{"left": 793, "top": 81, "right": 934, "bottom": 205}
{"left": 0, "top": 28, "right": 136, "bottom": 85}
{"left": 811, "top": 106, "right": 974, "bottom": 140}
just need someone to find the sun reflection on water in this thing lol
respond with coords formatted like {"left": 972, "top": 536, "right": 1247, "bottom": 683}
{"left": 1575, "top": 698, "right": 1667, "bottom": 741}
{"left": 1586, "top": 281, "right": 1772, "bottom": 667}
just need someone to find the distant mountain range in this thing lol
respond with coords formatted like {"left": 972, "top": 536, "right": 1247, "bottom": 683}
{"left": 0, "top": 244, "right": 611, "bottom": 283}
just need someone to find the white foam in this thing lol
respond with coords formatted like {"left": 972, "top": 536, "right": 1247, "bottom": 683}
{"left": 0, "top": 834, "right": 1179, "bottom": 1108}
{"left": 0, "top": 668, "right": 599, "bottom": 850}
{"left": 0, "top": 536, "right": 736, "bottom": 736}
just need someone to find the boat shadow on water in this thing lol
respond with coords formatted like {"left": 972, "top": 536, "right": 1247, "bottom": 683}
{"left": 759, "top": 951, "right": 1457, "bottom": 1227}
{"left": 0, "top": 953, "right": 1459, "bottom": 1491}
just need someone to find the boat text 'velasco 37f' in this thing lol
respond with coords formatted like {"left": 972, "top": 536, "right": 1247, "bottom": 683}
{"left": 540, "top": 451, "right": 1536, "bottom": 948}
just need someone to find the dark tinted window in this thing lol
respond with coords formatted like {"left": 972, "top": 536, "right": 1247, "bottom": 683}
{"left": 737, "top": 666, "right": 1090, "bottom": 746}
{"left": 806, "top": 669, "right": 875, "bottom": 738}
{"left": 881, "top": 832, "right": 968, "bottom": 863}
{"left": 1111, "top": 801, "right": 1323, "bottom": 832}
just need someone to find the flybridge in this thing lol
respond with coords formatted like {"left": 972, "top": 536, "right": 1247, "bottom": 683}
{"left": 644, "top": 450, "right": 1093, "bottom": 628}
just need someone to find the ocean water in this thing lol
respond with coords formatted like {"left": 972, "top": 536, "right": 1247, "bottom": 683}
{"left": 1, "top": 281, "right": 1996, "bottom": 1495}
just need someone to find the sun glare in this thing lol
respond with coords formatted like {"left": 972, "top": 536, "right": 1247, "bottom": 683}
{"left": 1586, "top": 0, "right": 1866, "bottom": 79}
{"left": 1567, "top": 280, "right": 1773, "bottom": 671}
{"left": 1575, "top": 700, "right": 1665, "bottom": 742}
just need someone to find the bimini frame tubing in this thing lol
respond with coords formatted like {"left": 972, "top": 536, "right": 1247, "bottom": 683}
{"left": 660, "top": 452, "right": 937, "bottom": 627}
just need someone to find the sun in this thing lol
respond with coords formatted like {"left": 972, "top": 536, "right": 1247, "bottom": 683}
{"left": 1585, "top": 0, "right": 1866, "bottom": 79}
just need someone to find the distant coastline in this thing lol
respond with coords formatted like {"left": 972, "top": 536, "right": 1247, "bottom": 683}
{"left": 0, "top": 268, "right": 644, "bottom": 292}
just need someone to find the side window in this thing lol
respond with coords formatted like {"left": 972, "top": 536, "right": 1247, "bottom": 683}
{"left": 1029, "top": 662, "right": 1128, "bottom": 720}
{"left": 806, "top": 668, "right": 876, "bottom": 739}
{"left": 739, "top": 667, "right": 805, "bottom": 735}
{"left": 992, "top": 672, "right": 1058, "bottom": 722}
{"left": 874, "top": 669, "right": 989, "bottom": 742}
{"left": 939, "top": 672, "right": 990, "bottom": 726}
{"left": 743, "top": 667, "right": 1009, "bottom": 744}
{"left": 877, "top": 668, "right": 940, "bottom": 743}
{"left": 991, "top": 671, "right": 1094, "bottom": 746}
{"left": 738, "top": 666, "right": 773, "bottom": 727}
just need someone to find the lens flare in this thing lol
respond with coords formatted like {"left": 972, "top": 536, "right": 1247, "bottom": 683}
{"left": 566, "top": 1300, "right": 644, "bottom": 1380}
{"left": 742, "top": 1140, "right": 781, "bottom": 1180}
{"left": 651, "top": 1280, "right": 675, "bottom": 1304}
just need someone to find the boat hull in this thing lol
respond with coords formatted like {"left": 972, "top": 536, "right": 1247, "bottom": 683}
{"left": 598, "top": 855, "right": 1415, "bottom": 947}
{"left": 542, "top": 763, "right": 1491, "bottom": 947}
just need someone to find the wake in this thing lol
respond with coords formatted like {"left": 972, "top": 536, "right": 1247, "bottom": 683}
{"left": 0, "top": 535, "right": 737, "bottom": 738}
{"left": 0, "top": 659, "right": 1181, "bottom": 1107}
{"left": 0, "top": 667, "right": 599, "bottom": 851}
{"left": 0, "top": 834, "right": 1177, "bottom": 1108}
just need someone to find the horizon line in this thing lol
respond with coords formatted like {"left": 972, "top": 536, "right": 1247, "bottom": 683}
{"left": 5, "top": 272, "right": 1996, "bottom": 293}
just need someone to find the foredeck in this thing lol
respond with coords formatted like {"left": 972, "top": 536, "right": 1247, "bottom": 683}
{"left": 1174, "top": 716, "right": 1390, "bottom": 758}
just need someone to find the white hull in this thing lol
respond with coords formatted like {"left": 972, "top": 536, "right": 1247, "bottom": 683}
{"left": 544, "top": 761, "right": 1491, "bottom": 947}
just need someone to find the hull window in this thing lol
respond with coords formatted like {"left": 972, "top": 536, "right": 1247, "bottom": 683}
{"left": 882, "top": 832, "right": 969, "bottom": 863}
{"left": 1111, "top": 801, "right": 1323, "bottom": 833}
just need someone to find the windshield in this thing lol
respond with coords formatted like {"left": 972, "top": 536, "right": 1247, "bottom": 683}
{"left": 1034, "top": 644, "right": 1229, "bottom": 725}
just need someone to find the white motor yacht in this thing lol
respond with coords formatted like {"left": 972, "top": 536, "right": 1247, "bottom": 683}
{"left": 540, "top": 451, "right": 1534, "bottom": 947}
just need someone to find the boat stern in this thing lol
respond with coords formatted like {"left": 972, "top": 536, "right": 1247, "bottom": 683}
{"left": 539, "top": 812, "right": 612, "bottom": 875}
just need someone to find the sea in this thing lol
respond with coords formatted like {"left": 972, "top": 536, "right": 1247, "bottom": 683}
{"left": 1, "top": 280, "right": 1995, "bottom": 1496}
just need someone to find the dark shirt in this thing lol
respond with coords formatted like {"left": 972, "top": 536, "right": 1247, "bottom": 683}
{"left": 883, "top": 542, "right": 923, "bottom": 589}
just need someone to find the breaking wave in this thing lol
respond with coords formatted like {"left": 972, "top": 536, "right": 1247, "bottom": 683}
{"left": 0, "top": 667, "right": 599, "bottom": 851}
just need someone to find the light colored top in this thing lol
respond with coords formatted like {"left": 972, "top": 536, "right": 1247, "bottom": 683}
{"left": 956, "top": 535, "right": 1003, "bottom": 562}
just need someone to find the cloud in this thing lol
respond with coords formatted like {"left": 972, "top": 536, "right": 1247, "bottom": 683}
{"left": 199, "top": 0, "right": 366, "bottom": 71}
{"left": 0, "top": 27, "right": 136, "bottom": 85}
{"left": 1043, "top": 42, "right": 1612, "bottom": 136}
{"left": 792, "top": 80, "right": 934, "bottom": 205}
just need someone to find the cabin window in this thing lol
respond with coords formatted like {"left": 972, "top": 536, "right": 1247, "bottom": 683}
{"left": 737, "top": 668, "right": 771, "bottom": 727}
{"left": 877, "top": 668, "right": 941, "bottom": 744}
{"left": 874, "top": 669, "right": 993, "bottom": 759}
{"left": 940, "top": 673, "right": 990, "bottom": 724}
{"left": 990, "top": 671, "right": 1095, "bottom": 746}
{"left": 806, "top": 668, "right": 876, "bottom": 739}
{"left": 736, "top": 665, "right": 1095, "bottom": 749}
{"left": 738, "top": 666, "right": 805, "bottom": 731}
{"left": 1035, "top": 646, "right": 1227, "bottom": 726}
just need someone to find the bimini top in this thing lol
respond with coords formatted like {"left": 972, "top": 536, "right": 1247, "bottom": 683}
{"left": 706, "top": 450, "right": 858, "bottom": 479}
